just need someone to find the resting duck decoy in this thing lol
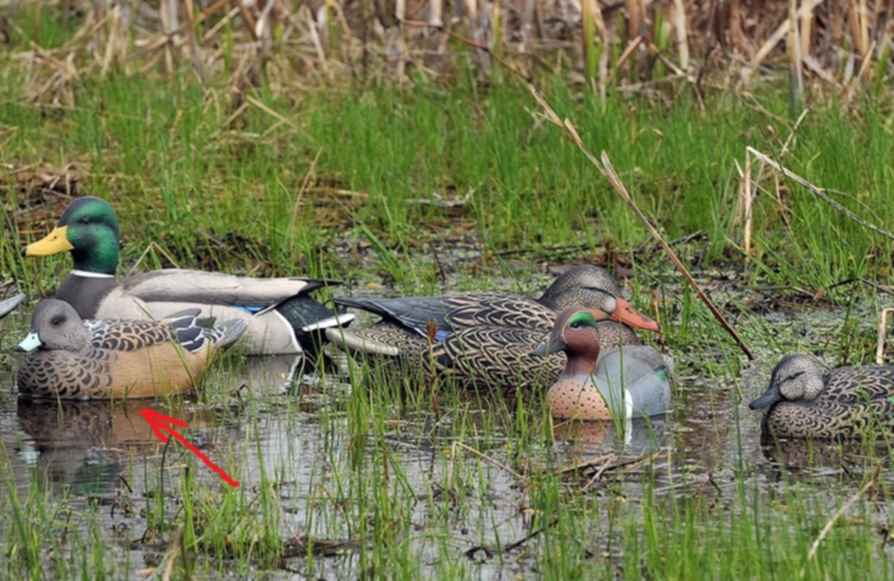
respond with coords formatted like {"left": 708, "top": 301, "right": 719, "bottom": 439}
{"left": 25, "top": 196, "right": 353, "bottom": 355}
{"left": 16, "top": 298, "right": 247, "bottom": 400}
{"left": 750, "top": 354, "right": 894, "bottom": 439}
{"left": 0, "top": 292, "right": 24, "bottom": 320}
{"left": 425, "top": 310, "right": 649, "bottom": 391}
{"left": 325, "top": 265, "right": 660, "bottom": 390}
{"left": 537, "top": 308, "right": 671, "bottom": 420}
{"left": 327, "top": 265, "right": 655, "bottom": 356}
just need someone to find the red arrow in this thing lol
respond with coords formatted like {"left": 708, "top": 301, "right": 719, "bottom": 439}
{"left": 138, "top": 407, "right": 240, "bottom": 488}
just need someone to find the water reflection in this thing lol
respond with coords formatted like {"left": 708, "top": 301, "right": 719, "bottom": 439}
{"left": 9, "top": 354, "right": 304, "bottom": 495}
{"left": 15, "top": 399, "right": 203, "bottom": 496}
{"left": 553, "top": 415, "right": 668, "bottom": 456}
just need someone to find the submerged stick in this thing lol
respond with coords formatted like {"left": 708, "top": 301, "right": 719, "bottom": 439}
{"left": 528, "top": 86, "right": 754, "bottom": 360}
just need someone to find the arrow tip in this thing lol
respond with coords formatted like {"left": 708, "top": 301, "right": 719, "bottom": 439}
{"left": 139, "top": 407, "right": 188, "bottom": 443}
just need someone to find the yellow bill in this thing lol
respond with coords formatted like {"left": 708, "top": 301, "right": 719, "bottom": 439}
{"left": 26, "top": 226, "right": 73, "bottom": 256}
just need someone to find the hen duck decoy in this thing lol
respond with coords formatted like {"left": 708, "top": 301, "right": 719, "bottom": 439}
{"left": 750, "top": 354, "right": 894, "bottom": 439}
{"left": 425, "top": 309, "right": 647, "bottom": 391}
{"left": 25, "top": 197, "right": 353, "bottom": 355}
{"left": 16, "top": 298, "right": 246, "bottom": 399}
{"left": 326, "top": 265, "right": 656, "bottom": 355}
{"left": 325, "top": 265, "right": 659, "bottom": 390}
{"left": 537, "top": 308, "right": 671, "bottom": 420}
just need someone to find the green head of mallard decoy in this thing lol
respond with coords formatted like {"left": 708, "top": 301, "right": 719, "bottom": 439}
{"left": 17, "top": 299, "right": 91, "bottom": 353}
{"left": 749, "top": 354, "right": 827, "bottom": 410}
{"left": 26, "top": 196, "right": 120, "bottom": 275}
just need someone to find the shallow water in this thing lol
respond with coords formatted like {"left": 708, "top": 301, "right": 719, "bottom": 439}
{"left": 1, "top": 280, "right": 893, "bottom": 577}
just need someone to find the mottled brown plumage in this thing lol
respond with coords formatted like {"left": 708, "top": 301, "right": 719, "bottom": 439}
{"left": 16, "top": 299, "right": 246, "bottom": 400}
{"left": 327, "top": 266, "right": 658, "bottom": 391}
{"left": 751, "top": 354, "right": 894, "bottom": 439}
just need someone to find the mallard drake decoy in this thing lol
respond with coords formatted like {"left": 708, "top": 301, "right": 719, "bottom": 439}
{"left": 0, "top": 292, "right": 24, "bottom": 320}
{"left": 750, "top": 354, "right": 894, "bottom": 439}
{"left": 326, "top": 265, "right": 656, "bottom": 356}
{"left": 25, "top": 196, "right": 353, "bottom": 355}
{"left": 16, "top": 298, "right": 247, "bottom": 400}
{"left": 537, "top": 308, "right": 671, "bottom": 420}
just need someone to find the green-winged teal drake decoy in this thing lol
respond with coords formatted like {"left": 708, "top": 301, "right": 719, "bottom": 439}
{"left": 326, "top": 266, "right": 660, "bottom": 391}
{"left": 25, "top": 197, "right": 353, "bottom": 355}
{"left": 750, "top": 354, "right": 894, "bottom": 439}
{"left": 537, "top": 308, "right": 671, "bottom": 420}
{"left": 0, "top": 292, "right": 24, "bottom": 320}
{"left": 16, "top": 298, "right": 246, "bottom": 400}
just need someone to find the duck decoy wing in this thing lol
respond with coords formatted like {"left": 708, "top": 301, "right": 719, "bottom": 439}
{"left": 121, "top": 269, "right": 329, "bottom": 307}
{"left": 593, "top": 346, "right": 671, "bottom": 418}
{"left": 445, "top": 296, "right": 555, "bottom": 330}
{"left": 825, "top": 366, "right": 894, "bottom": 404}
{"left": 433, "top": 326, "right": 564, "bottom": 389}
{"left": 85, "top": 308, "right": 199, "bottom": 351}
{"left": 335, "top": 295, "right": 455, "bottom": 337}
{"left": 0, "top": 293, "right": 25, "bottom": 320}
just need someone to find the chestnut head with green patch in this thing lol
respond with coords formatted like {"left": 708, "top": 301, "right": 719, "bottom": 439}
{"left": 535, "top": 307, "right": 607, "bottom": 366}
{"left": 749, "top": 354, "right": 827, "bottom": 411}
{"left": 26, "top": 196, "right": 121, "bottom": 274}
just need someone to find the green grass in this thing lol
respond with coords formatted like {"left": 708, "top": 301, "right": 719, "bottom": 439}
{"left": 2, "top": 65, "right": 894, "bottom": 297}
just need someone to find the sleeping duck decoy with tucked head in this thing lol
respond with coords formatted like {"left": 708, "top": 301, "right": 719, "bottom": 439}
{"left": 327, "top": 265, "right": 656, "bottom": 358}
{"left": 26, "top": 196, "right": 353, "bottom": 355}
{"left": 537, "top": 307, "right": 671, "bottom": 420}
{"left": 750, "top": 354, "right": 894, "bottom": 439}
{"left": 16, "top": 298, "right": 246, "bottom": 400}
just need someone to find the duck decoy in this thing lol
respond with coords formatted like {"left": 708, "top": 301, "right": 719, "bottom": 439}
{"left": 536, "top": 307, "right": 671, "bottom": 420}
{"left": 25, "top": 196, "right": 353, "bottom": 355}
{"left": 750, "top": 354, "right": 894, "bottom": 439}
{"left": 16, "top": 298, "right": 247, "bottom": 400}
{"left": 326, "top": 266, "right": 659, "bottom": 391}
{"left": 424, "top": 309, "right": 648, "bottom": 391}
{"left": 0, "top": 292, "right": 24, "bottom": 320}
{"left": 327, "top": 266, "right": 655, "bottom": 355}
